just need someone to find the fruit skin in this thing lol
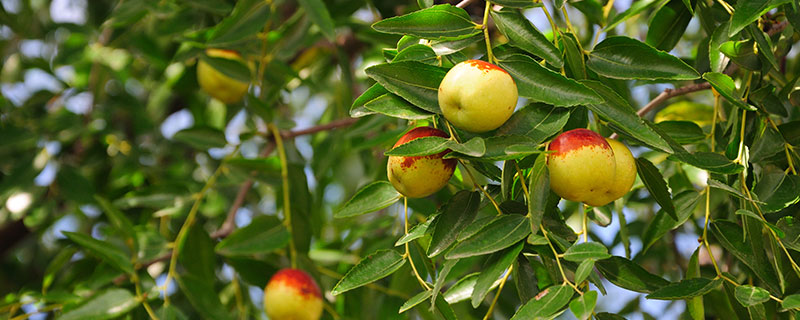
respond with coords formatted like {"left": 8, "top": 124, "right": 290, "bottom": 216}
{"left": 264, "top": 268, "right": 323, "bottom": 320}
{"left": 438, "top": 59, "right": 518, "bottom": 133}
{"left": 593, "top": 139, "right": 637, "bottom": 205}
{"left": 196, "top": 48, "right": 250, "bottom": 104}
{"left": 547, "top": 129, "right": 616, "bottom": 206}
{"left": 387, "top": 127, "right": 457, "bottom": 198}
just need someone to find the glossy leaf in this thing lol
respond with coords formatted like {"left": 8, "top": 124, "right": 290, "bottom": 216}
{"left": 641, "top": 190, "right": 702, "bottom": 252}
{"left": 496, "top": 103, "right": 570, "bottom": 143}
{"left": 782, "top": 294, "right": 800, "bottom": 309}
{"left": 575, "top": 259, "right": 595, "bottom": 284}
{"left": 528, "top": 154, "right": 549, "bottom": 235}
{"left": 636, "top": 158, "right": 677, "bottom": 220}
{"left": 497, "top": 54, "right": 603, "bottom": 106}
{"left": 472, "top": 242, "right": 523, "bottom": 307}
{"left": 702, "top": 72, "right": 756, "bottom": 111}
{"left": 446, "top": 214, "right": 530, "bottom": 259}
{"left": 588, "top": 36, "right": 700, "bottom": 80}
{"left": 604, "top": 0, "right": 661, "bottom": 31}
{"left": 570, "top": 290, "right": 598, "bottom": 320}
{"left": 563, "top": 242, "right": 611, "bottom": 262}
{"left": 753, "top": 171, "right": 800, "bottom": 213}
{"left": 364, "top": 94, "right": 432, "bottom": 120}
{"left": 365, "top": 61, "right": 446, "bottom": 114}
{"left": 510, "top": 285, "right": 573, "bottom": 320}
{"left": 729, "top": 0, "right": 791, "bottom": 36}
{"left": 331, "top": 249, "right": 406, "bottom": 295}
{"left": 709, "top": 22, "right": 731, "bottom": 73}
{"left": 492, "top": 0, "right": 542, "bottom": 8}
{"left": 646, "top": 0, "right": 694, "bottom": 51}
{"left": 396, "top": 219, "right": 432, "bottom": 246}
{"left": 734, "top": 285, "right": 770, "bottom": 307}
{"left": 372, "top": 4, "right": 480, "bottom": 39}
{"left": 491, "top": 8, "right": 563, "bottom": 67}
{"left": 400, "top": 290, "right": 432, "bottom": 313}
{"left": 351, "top": 83, "right": 390, "bottom": 117}
{"left": 428, "top": 191, "right": 481, "bottom": 257}
{"left": 646, "top": 278, "right": 721, "bottom": 300}
{"left": 335, "top": 181, "right": 401, "bottom": 218}
{"left": 596, "top": 256, "right": 669, "bottom": 293}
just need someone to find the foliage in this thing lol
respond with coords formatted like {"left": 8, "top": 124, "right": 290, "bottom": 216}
{"left": 1, "top": 0, "right": 800, "bottom": 319}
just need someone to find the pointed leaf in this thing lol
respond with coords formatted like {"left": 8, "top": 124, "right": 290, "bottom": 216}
{"left": 428, "top": 191, "right": 481, "bottom": 257}
{"left": 734, "top": 285, "right": 770, "bottom": 307}
{"left": 364, "top": 94, "right": 432, "bottom": 120}
{"left": 173, "top": 126, "right": 228, "bottom": 149}
{"left": 588, "top": 36, "right": 700, "bottom": 80}
{"left": 563, "top": 242, "right": 611, "bottom": 262}
{"left": 335, "top": 181, "right": 402, "bottom": 218}
{"left": 636, "top": 158, "right": 677, "bottom": 220}
{"left": 331, "top": 249, "right": 406, "bottom": 295}
{"left": 570, "top": 290, "right": 598, "bottom": 320}
{"left": 491, "top": 8, "right": 563, "bottom": 67}
{"left": 372, "top": 4, "right": 480, "bottom": 39}
{"left": 646, "top": 0, "right": 694, "bottom": 51}
{"left": 365, "top": 61, "right": 446, "bottom": 114}
{"left": 753, "top": 172, "right": 800, "bottom": 213}
{"left": 497, "top": 54, "right": 603, "bottom": 106}
{"left": 702, "top": 72, "right": 756, "bottom": 111}
{"left": 528, "top": 154, "right": 549, "bottom": 235}
{"left": 297, "top": 0, "right": 335, "bottom": 40}
{"left": 596, "top": 256, "right": 669, "bottom": 293}
{"left": 575, "top": 260, "right": 595, "bottom": 284}
{"left": 496, "top": 103, "right": 570, "bottom": 143}
{"left": 604, "top": 0, "right": 661, "bottom": 31}
{"left": 472, "top": 242, "right": 523, "bottom": 307}
{"left": 646, "top": 278, "right": 721, "bottom": 300}
{"left": 400, "top": 290, "right": 433, "bottom": 313}
{"left": 729, "top": 0, "right": 791, "bottom": 36}
{"left": 177, "top": 274, "right": 234, "bottom": 320}
{"left": 63, "top": 232, "right": 134, "bottom": 275}
{"left": 510, "top": 285, "right": 573, "bottom": 320}
{"left": 782, "top": 294, "right": 800, "bottom": 309}
{"left": 59, "top": 288, "right": 139, "bottom": 320}
{"left": 446, "top": 214, "right": 530, "bottom": 259}
{"left": 396, "top": 219, "right": 432, "bottom": 246}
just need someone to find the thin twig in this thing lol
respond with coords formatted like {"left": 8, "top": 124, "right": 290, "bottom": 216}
{"left": 608, "top": 82, "right": 711, "bottom": 139}
{"left": 455, "top": 0, "right": 478, "bottom": 8}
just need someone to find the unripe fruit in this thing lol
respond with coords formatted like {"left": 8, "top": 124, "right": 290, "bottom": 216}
{"left": 196, "top": 48, "right": 250, "bottom": 104}
{"left": 387, "top": 127, "right": 457, "bottom": 198}
{"left": 547, "top": 129, "right": 616, "bottom": 206}
{"left": 594, "top": 139, "right": 637, "bottom": 205}
{"left": 264, "top": 268, "right": 323, "bottom": 320}
{"left": 438, "top": 59, "right": 518, "bottom": 133}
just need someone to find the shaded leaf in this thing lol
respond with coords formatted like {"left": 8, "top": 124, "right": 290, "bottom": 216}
{"left": 563, "top": 242, "right": 611, "bottom": 262}
{"left": 428, "top": 191, "right": 481, "bottom": 257}
{"left": 59, "top": 288, "right": 139, "bottom": 320}
{"left": 335, "top": 181, "right": 402, "bottom": 218}
{"left": 510, "top": 285, "right": 573, "bottom": 320}
{"left": 636, "top": 158, "right": 676, "bottom": 220}
{"left": 491, "top": 8, "right": 563, "bottom": 67}
{"left": 588, "top": 36, "right": 700, "bottom": 80}
{"left": 215, "top": 216, "right": 290, "bottom": 256}
{"left": 372, "top": 4, "right": 480, "bottom": 39}
{"left": 734, "top": 285, "right": 770, "bottom": 307}
{"left": 365, "top": 61, "right": 446, "bottom": 114}
{"left": 331, "top": 249, "right": 406, "bottom": 295}
{"left": 646, "top": 278, "right": 721, "bottom": 300}
{"left": 446, "top": 214, "right": 530, "bottom": 259}
{"left": 497, "top": 54, "right": 603, "bottom": 106}
{"left": 63, "top": 232, "right": 133, "bottom": 275}
{"left": 596, "top": 256, "right": 669, "bottom": 293}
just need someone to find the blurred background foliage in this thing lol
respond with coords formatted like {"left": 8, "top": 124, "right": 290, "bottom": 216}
{"left": 0, "top": 0, "right": 799, "bottom": 319}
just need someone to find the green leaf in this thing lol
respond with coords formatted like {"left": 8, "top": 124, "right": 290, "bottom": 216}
{"left": 636, "top": 158, "right": 677, "bottom": 220}
{"left": 642, "top": 190, "right": 702, "bottom": 252}
{"left": 351, "top": 83, "right": 389, "bottom": 117}
{"left": 686, "top": 249, "right": 704, "bottom": 320}
{"left": 734, "top": 285, "right": 770, "bottom": 307}
{"left": 720, "top": 40, "right": 762, "bottom": 70}
{"left": 208, "top": 0, "right": 270, "bottom": 45}
{"left": 748, "top": 25, "right": 780, "bottom": 72}
{"left": 581, "top": 80, "right": 672, "bottom": 153}
{"left": 428, "top": 191, "right": 481, "bottom": 257}
{"left": 563, "top": 242, "right": 611, "bottom": 262}
{"left": 173, "top": 126, "right": 228, "bottom": 149}
{"left": 753, "top": 171, "right": 800, "bottom": 213}
{"left": 702, "top": 72, "right": 756, "bottom": 111}
{"left": 492, "top": 0, "right": 542, "bottom": 8}
{"left": 472, "top": 243, "right": 523, "bottom": 307}
{"left": 604, "top": 0, "right": 661, "bottom": 31}
{"left": 596, "top": 312, "right": 627, "bottom": 320}
{"left": 372, "top": 4, "right": 480, "bottom": 39}
{"left": 297, "top": 0, "right": 335, "bottom": 40}
{"left": 707, "top": 179, "right": 759, "bottom": 203}
{"left": 496, "top": 54, "right": 603, "bottom": 106}
{"left": 215, "top": 216, "right": 289, "bottom": 256}
{"left": 751, "top": 85, "right": 789, "bottom": 117}
{"left": 365, "top": 61, "right": 446, "bottom": 114}
{"left": 178, "top": 225, "right": 216, "bottom": 280}
{"left": 655, "top": 120, "right": 706, "bottom": 144}
{"left": 383, "top": 136, "right": 450, "bottom": 156}
{"left": 445, "top": 137, "right": 486, "bottom": 157}
{"left": 672, "top": 151, "right": 744, "bottom": 174}
{"left": 400, "top": 290, "right": 433, "bottom": 313}
{"left": 430, "top": 33, "right": 484, "bottom": 55}
{"left": 782, "top": 294, "right": 800, "bottom": 309}
{"left": 510, "top": 285, "right": 573, "bottom": 320}
{"left": 596, "top": 256, "right": 670, "bottom": 293}
{"left": 575, "top": 259, "right": 595, "bottom": 284}
{"left": 646, "top": 0, "right": 695, "bottom": 51}
{"left": 709, "top": 22, "right": 731, "bottom": 73}
{"left": 59, "top": 288, "right": 139, "bottom": 320}
{"left": 735, "top": 209, "right": 784, "bottom": 237}
{"left": 777, "top": 216, "right": 800, "bottom": 252}
{"left": 528, "top": 154, "right": 549, "bottom": 235}
{"left": 94, "top": 196, "right": 136, "bottom": 248}
{"left": 570, "top": 290, "right": 598, "bottom": 320}
{"left": 331, "top": 249, "right": 406, "bottom": 295}
{"left": 335, "top": 181, "right": 402, "bottom": 218}
{"left": 396, "top": 219, "right": 432, "bottom": 246}
{"left": 646, "top": 278, "right": 721, "bottom": 300}
{"left": 177, "top": 274, "right": 234, "bottom": 320}
{"left": 496, "top": 103, "right": 570, "bottom": 143}
{"left": 491, "top": 8, "right": 563, "bottom": 67}
{"left": 561, "top": 31, "right": 587, "bottom": 79}
{"left": 431, "top": 259, "right": 459, "bottom": 308}
{"left": 56, "top": 166, "right": 96, "bottom": 204}
{"left": 393, "top": 44, "right": 439, "bottom": 65}
{"left": 446, "top": 214, "right": 530, "bottom": 259}
{"left": 587, "top": 36, "right": 700, "bottom": 80}
{"left": 729, "top": 0, "right": 791, "bottom": 36}
{"left": 364, "top": 94, "right": 432, "bottom": 120}
{"left": 710, "top": 220, "right": 781, "bottom": 294}
{"left": 63, "top": 232, "right": 134, "bottom": 275}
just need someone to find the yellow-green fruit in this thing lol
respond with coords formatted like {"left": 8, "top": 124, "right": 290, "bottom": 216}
{"left": 593, "top": 139, "right": 637, "bottom": 205}
{"left": 387, "top": 127, "right": 457, "bottom": 198}
{"left": 438, "top": 59, "right": 518, "bottom": 133}
{"left": 547, "top": 128, "right": 616, "bottom": 206}
{"left": 196, "top": 48, "right": 250, "bottom": 104}
{"left": 263, "top": 268, "right": 323, "bottom": 320}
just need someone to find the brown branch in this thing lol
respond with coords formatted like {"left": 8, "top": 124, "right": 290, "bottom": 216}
{"left": 283, "top": 118, "right": 359, "bottom": 139}
{"left": 455, "top": 0, "right": 478, "bottom": 8}
{"left": 636, "top": 82, "right": 712, "bottom": 118}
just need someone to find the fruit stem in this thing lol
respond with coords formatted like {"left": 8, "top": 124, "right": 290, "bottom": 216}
{"left": 270, "top": 123, "right": 298, "bottom": 269}
{"left": 701, "top": 186, "right": 723, "bottom": 276}
{"left": 710, "top": 91, "right": 720, "bottom": 151}
{"left": 540, "top": 2, "right": 560, "bottom": 48}
{"left": 512, "top": 161, "right": 529, "bottom": 201}
{"left": 482, "top": 265, "right": 513, "bottom": 320}
{"left": 482, "top": 1, "right": 495, "bottom": 64}
{"left": 163, "top": 146, "right": 237, "bottom": 305}
{"left": 132, "top": 271, "right": 160, "bottom": 320}
{"left": 582, "top": 204, "right": 589, "bottom": 242}
{"left": 404, "top": 197, "right": 432, "bottom": 290}
{"left": 541, "top": 223, "right": 582, "bottom": 293}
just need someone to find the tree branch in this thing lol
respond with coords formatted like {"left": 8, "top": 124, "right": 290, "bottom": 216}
{"left": 636, "top": 82, "right": 712, "bottom": 117}
{"left": 455, "top": 0, "right": 478, "bottom": 8}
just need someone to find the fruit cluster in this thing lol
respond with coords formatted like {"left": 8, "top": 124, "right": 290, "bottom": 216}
{"left": 387, "top": 60, "right": 636, "bottom": 206}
